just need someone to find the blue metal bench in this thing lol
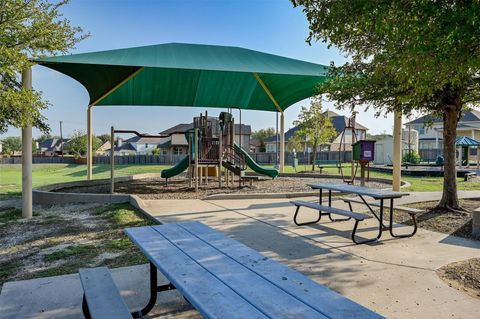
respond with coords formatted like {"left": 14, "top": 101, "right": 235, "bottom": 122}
{"left": 122, "top": 222, "right": 384, "bottom": 318}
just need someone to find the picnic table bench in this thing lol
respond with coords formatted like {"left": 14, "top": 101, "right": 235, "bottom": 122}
{"left": 80, "top": 222, "right": 384, "bottom": 318}
{"left": 290, "top": 200, "right": 373, "bottom": 244}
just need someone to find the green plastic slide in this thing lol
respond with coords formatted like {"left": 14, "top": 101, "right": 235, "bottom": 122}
{"left": 234, "top": 143, "right": 279, "bottom": 179}
{"left": 161, "top": 155, "right": 190, "bottom": 179}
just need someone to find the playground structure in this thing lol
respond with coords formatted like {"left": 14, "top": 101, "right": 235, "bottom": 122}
{"left": 160, "top": 110, "right": 278, "bottom": 191}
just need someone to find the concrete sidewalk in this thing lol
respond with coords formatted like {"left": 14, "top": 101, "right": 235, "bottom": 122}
{"left": 140, "top": 191, "right": 480, "bottom": 318}
{"left": 1, "top": 191, "right": 479, "bottom": 318}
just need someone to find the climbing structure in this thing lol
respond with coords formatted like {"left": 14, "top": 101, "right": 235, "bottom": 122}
{"left": 161, "top": 110, "right": 278, "bottom": 191}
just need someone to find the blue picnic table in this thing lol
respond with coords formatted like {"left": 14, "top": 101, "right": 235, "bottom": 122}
{"left": 124, "top": 222, "right": 384, "bottom": 318}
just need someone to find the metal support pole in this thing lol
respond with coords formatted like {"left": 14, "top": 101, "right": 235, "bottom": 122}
{"left": 280, "top": 111, "right": 285, "bottom": 173}
{"left": 110, "top": 126, "right": 114, "bottom": 194}
{"left": 87, "top": 105, "right": 93, "bottom": 180}
{"left": 21, "top": 67, "right": 32, "bottom": 219}
{"left": 194, "top": 129, "right": 199, "bottom": 192}
{"left": 275, "top": 112, "right": 279, "bottom": 167}
{"left": 392, "top": 110, "right": 402, "bottom": 191}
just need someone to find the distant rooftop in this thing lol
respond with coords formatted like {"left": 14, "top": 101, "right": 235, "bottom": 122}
{"left": 406, "top": 110, "right": 480, "bottom": 125}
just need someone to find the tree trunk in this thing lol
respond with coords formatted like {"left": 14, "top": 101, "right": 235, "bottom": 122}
{"left": 311, "top": 142, "right": 318, "bottom": 171}
{"left": 437, "top": 104, "right": 461, "bottom": 209}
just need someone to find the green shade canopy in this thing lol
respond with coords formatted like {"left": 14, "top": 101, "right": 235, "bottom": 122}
{"left": 35, "top": 43, "right": 329, "bottom": 112}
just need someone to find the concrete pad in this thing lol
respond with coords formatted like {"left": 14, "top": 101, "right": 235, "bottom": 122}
{"left": 142, "top": 193, "right": 480, "bottom": 318}
{"left": 0, "top": 264, "right": 200, "bottom": 319}
{"left": 2, "top": 191, "right": 479, "bottom": 318}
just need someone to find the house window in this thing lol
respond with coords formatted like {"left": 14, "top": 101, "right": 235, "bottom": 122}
{"left": 145, "top": 144, "right": 149, "bottom": 148}
{"left": 162, "top": 149, "right": 167, "bottom": 155}
{"left": 419, "top": 127, "right": 425, "bottom": 135}
{"left": 173, "top": 147, "right": 182, "bottom": 155}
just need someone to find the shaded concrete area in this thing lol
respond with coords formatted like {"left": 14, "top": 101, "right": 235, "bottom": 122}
{"left": 141, "top": 192, "right": 480, "bottom": 318}
{"left": 0, "top": 264, "right": 200, "bottom": 319}
{"left": 1, "top": 191, "right": 479, "bottom": 318}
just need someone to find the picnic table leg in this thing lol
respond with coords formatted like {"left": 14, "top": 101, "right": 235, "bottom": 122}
{"left": 388, "top": 198, "right": 418, "bottom": 238}
{"left": 327, "top": 189, "right": 351, "bottom": 222}
{"left": 132, "top": 262, "right": 177, "bottom": 318}
{"left": 356, "top": 195, "right": 388, "bottom": 230}
{"left": 81, "top": 295, "right": 92, "bottom": 319}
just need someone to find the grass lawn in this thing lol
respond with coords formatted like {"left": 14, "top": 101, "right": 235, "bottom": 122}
{"left": 0, "top": 202, "right": 157, "bottom": 289}
{"left": 1, "top": 163, "right": 479, "bottom": 199}
{"left": 0, "top": 164, "right": 170, "bottom": 199}
{"left": 259, "top": 163, "right": 480, "bottom": 192}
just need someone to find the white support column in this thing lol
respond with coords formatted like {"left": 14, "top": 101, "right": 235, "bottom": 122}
{"left": 22, "top": 67, "right": 33, "bottom": 219}
{"left": 477, "top": 146, "right": 479, "bottom": 170}
{"left": 87, "top": 105, "right": 93, "bottom": 180}
{"left": 279, "top": 111, "right": 285, "bottom": 173}
{"left": 458, "top": 146, "right": 463, "bottom": 168}
{"left": 392, "top": 110, "right": 402, "bottom": 191}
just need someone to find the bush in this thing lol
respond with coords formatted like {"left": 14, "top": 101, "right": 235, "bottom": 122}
{"left": 402, "top": 151, "right": 421, "bottom": 164}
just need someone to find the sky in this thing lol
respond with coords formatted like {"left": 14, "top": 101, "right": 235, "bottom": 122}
{"left": 2, "top": 0, "right": 401, "bottom": 139}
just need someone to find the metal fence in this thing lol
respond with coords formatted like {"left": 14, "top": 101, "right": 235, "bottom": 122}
{"left": 93, "top": 154, "right": 186, "bottom": 165}
{"left": 8, "top": 149, "right": 479, "bottom": 165}
{"left": 0, "top": 156, "right": 76, "bottom": 164}
{"left": 251, "top": 151, "right": 352, "bottom": 165}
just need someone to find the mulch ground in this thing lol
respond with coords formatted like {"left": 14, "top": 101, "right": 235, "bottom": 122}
{"left": 437, "top": 258, "right": 480, "bottom": 299}
{"left": 54, "top": 176, "right": 389, "bottom": 200}
{"left": 391, "top": 199, "right": 480, "bottom": 240}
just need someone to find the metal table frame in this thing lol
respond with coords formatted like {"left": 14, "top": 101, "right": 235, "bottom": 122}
{"left": 309, "top": 183, "right": 417, "bottom": 243}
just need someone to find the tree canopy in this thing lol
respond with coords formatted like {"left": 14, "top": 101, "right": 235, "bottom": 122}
{"left": 0, "top": 0, "right": 87, "bottom": 134}
{"left": 65, "top": 130, "right": 101, "bottom": 157}
{"left": 292, "top": 0, "right": 480, "bottom": 208}
{"left": 293, "top": 97, "right": 336, "bottom": 170}
{"left": 251, "top": 128, "right": 275, "bottom": 152}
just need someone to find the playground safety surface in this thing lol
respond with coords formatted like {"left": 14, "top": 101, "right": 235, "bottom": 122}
{"left": 53, "top": 176, "right": 389, "bottom": 200}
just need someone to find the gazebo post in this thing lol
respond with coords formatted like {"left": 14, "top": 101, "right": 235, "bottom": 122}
{"left": 392, "top": 110, "right": 402, "bottom": 191}
{"left": 280, "top": 111, "right": 285, "bottom": 173}
{"left": 458, "top": 146, "right": 463, "bottom": 168}
{"left": 87, "top": 105, "right": 93, "bottom": 180}
{"left": 477, "top": 145, "right": 480, "bottom": 170}
{"left": 21, "top": 67, "right": 33, "bottom": 219}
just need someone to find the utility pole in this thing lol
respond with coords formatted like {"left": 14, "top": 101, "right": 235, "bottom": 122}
{"left": 59, "top": 121, "right": 64, "bottom": 158}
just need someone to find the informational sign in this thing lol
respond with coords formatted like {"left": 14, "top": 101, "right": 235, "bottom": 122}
{"left": 363, "top": 150, "right": 372, "bottom": 158}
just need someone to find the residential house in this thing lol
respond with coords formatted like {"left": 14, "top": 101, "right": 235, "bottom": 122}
{"left": 122, "top": 136, "right": 169, "bottom": 154}
{"left": 264, "top": 111, "right": 368, "bottom": 153}
{"left": 111, "top": 140, "right": 137, "bottom": 156}
{"left": 158, "top": 121, "right": 252, "bottom": 155}
{"left": 37, "top": 138, "right": 68, "bottom": 156}
{"left": 405, "top": 110, "right": 480, "bottom": 149}
{"left": 372, "top": 129, "right": 419, "bottom": 165}
{"left": 96, "top": 141, "right": 111, "bottom": 156}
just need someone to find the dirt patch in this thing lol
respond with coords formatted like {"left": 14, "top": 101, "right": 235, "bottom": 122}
{"left": 437, "top": 258, "right": 480, "bottom": 299}
{"left": 54, "top": 176, "right": 389, "bottom": 200}
{"left": 393, "top": 199, "right": 480, "bottom": 240}
{"left": 0, "top": 203, "right": 157, "bottom": 289}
